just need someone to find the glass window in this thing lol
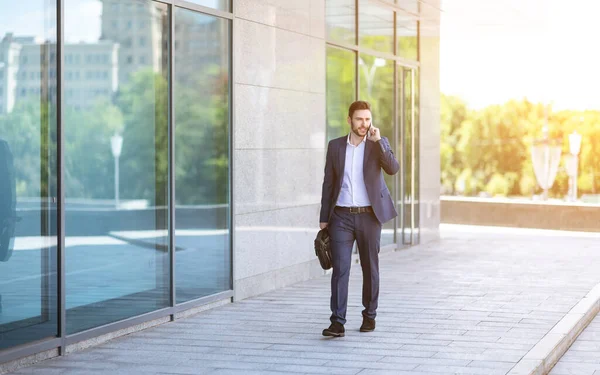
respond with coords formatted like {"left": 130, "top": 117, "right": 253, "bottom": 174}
{"left": 174, "top": 7, "right": 231, "bottom": 303}
{"left": 359, "top": 0, "right": 394, "bottom": 54}
{"left": 64, "top": 0, "right": 170, "bottom": 334}
{"left": 326, "top": 0, "right": 356, "bottom": 45}
{"left": 0, "top": 1, "right": 58, "bottom": 350}
{"left": 397, "top": 12, "right": 418, "bottom": 60}
{"left": 358, "top": 54, "right": 395, "bottom": 247}
{"left": 326, "top": 46, "right": 355, "bottom": 142}
{"left": 396, "top": 0, "right": 420, "bottom": 14}
{"left": 185, "top": 0, "right": 230, "bottom": 12}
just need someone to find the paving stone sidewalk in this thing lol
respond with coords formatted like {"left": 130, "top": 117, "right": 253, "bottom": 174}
{"left": 9, "top": 225, "right": 600, "bottom": 375}
{"left": 549, "top": 313, "right": 600, "bottom": 374}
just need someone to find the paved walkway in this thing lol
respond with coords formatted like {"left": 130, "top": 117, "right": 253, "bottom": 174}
{"left": 9, "top": 225, "right": 600, "bottom": 375}
{"left": 549, "top": 314, "right": 600, "bottom": 374}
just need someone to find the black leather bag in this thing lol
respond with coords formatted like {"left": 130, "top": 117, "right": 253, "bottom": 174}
{"left": 314, "top": 227, "right": 332, "bottom": 270}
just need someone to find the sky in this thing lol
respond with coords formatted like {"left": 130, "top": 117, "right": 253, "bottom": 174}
{"left": 440, "top": 0, "right": 600, "bottom": 110}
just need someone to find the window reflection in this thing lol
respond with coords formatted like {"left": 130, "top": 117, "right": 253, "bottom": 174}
{"left": 413, "top": 69, "right": 420, "bottom": 242}
{"left": 401, "top": 68, "right": 415, "bottom": 245}
{"left": 64, "top": 0, "right": 170, "bottom": 334}
{"left": 174, "top": 8, "right": 231, "bottom": 302}
{"left": 326, "top": 0, "right": 356, "bottom": 45}
{"left": 326, "top": 47, "right": 355, "bottom": 142}
{"left": 185, "top": 0, "right": 230, "bottom": 12}
{"left": 359, "top": 0, "right": 394, "bottom": 54}
{"left": 359, "top": 54, "right": 395, "bottom": 246}
{"left": 326, "top": 0, "right": 420, "bottom": 248}
{"left": 0, "top": 5, "right": 58, "bottom": 350}
{"left": 397, "top": 12, "right": 418, "bottom": 60}
{"left": 396, "top": 0, "right": 420, "bottom": 14}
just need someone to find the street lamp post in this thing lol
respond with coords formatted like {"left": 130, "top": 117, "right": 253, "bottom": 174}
{"left": 110, "top": 134, "right": 123, "bottom": 209}
{"left": 531, "top": 126, "right": 562, "bottom": 200}
{"left": 567, "top": 131, "right": 582, "bottom": 201}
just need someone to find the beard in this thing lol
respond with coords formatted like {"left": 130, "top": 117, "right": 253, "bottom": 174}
{"left": 351, "top": 125, "right": 368, "bottom": 137}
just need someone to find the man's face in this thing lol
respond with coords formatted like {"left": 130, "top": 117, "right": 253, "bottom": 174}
{"left": 348, "top": 109, "right": 372, "bottom": 137}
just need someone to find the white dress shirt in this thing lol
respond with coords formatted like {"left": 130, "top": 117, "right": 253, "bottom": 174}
{"left": 336, "top": 134, "right": 372, "bottom": 207}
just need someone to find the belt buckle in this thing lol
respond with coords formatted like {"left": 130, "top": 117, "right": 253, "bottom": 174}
{"left": 349, "top": 207, "right": 359, "bottom": 214}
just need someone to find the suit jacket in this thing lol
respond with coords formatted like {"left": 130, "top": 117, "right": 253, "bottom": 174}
{"left": 319, "top": 135, "right": 400, "bottom": 224}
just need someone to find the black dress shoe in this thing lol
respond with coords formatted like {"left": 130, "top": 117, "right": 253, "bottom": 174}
{"left": 360, "top": 317, "right": 375, "bottom": 332}
{"left": 322, "top": 322, "right": 345, "bottom": 337}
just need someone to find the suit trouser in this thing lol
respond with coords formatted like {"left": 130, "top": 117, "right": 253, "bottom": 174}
{"left": 329, "top": 207, "right": 382, "bottom": 325}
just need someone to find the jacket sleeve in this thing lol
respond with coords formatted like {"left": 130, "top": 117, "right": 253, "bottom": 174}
{"left": 319, "top": 141, "right": 335, "bottom": 223}
{"left": 377, "top": 137, "right": 400, "bottom": 175}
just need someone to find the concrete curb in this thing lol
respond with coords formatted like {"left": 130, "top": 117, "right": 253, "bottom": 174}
{"left": 508, "top": 283, "right": 600, "bottom": 375}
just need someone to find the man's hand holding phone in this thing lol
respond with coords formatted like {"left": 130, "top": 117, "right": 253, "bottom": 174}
{"left": 367, "top": 124, "right": 381, "bottom": 142}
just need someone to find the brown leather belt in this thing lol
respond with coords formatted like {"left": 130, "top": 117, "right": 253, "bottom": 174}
{"left": 335, "top": 206, "right": 373, "bottom": 214}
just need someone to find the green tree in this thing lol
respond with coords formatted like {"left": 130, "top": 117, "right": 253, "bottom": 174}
{"left": 441, "top": 95, "right": 600, "bottom": 200}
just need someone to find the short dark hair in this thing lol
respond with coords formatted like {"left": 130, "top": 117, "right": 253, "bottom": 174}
{"left": 348, "top": 101, "right": 371, "bottom": 118}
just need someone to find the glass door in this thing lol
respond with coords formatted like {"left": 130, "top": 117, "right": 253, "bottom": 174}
{"left": 398, "top": 66, "right": 417, "bottom": 246}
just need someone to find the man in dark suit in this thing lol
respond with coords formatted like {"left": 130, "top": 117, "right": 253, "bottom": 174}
{"left": 319, "top": 101, "right": 399, "bottom": 337}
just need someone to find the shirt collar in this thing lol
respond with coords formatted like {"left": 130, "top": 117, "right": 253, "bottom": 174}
{"left": 347, "top": 133, "right": 367, "bottom": 146}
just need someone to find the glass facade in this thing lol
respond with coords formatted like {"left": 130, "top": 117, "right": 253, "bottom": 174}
{"left": 0, "top": 0, "right": 231, "bottom": 354}
{"left": 358, "top": 54, "right": 395, "bottom": 246}
{"left": 413, "top": 69, "right": 420, "bottom": 242}
{"left": 359, "top": 0, "right": 394, "bottom": 54}
{"left": 326, "top": 46, "right": 355, "bottom": 142}
{"left": 326, "top": 0, "right": 356, "bottom": 45}
{"left": 397, "top": 11, "right": 418, "bottom": 60}
{"left": 64, "top": 0, "right": 171, "bottom": 334}
{"left": 396, "top": 0, "right": 420, "bottom": 15}
{"left": 325, "top": 0, "right": 420, "bottom": 248}
{"left": 0, "top": 0, "right": 58, "bottom": 350}
{"left": 187, "top": 0, "right": 230, "bottom": 12}
{"left": 400, "top": 68, "right": 416, "bottom": 245}
{"left": 174, "top": 8, "right": 231, "bottom": 303}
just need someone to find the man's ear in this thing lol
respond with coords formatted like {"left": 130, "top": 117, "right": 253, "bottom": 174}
{"left": 347, "top": 116, "right": 352, "bottom": 125}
